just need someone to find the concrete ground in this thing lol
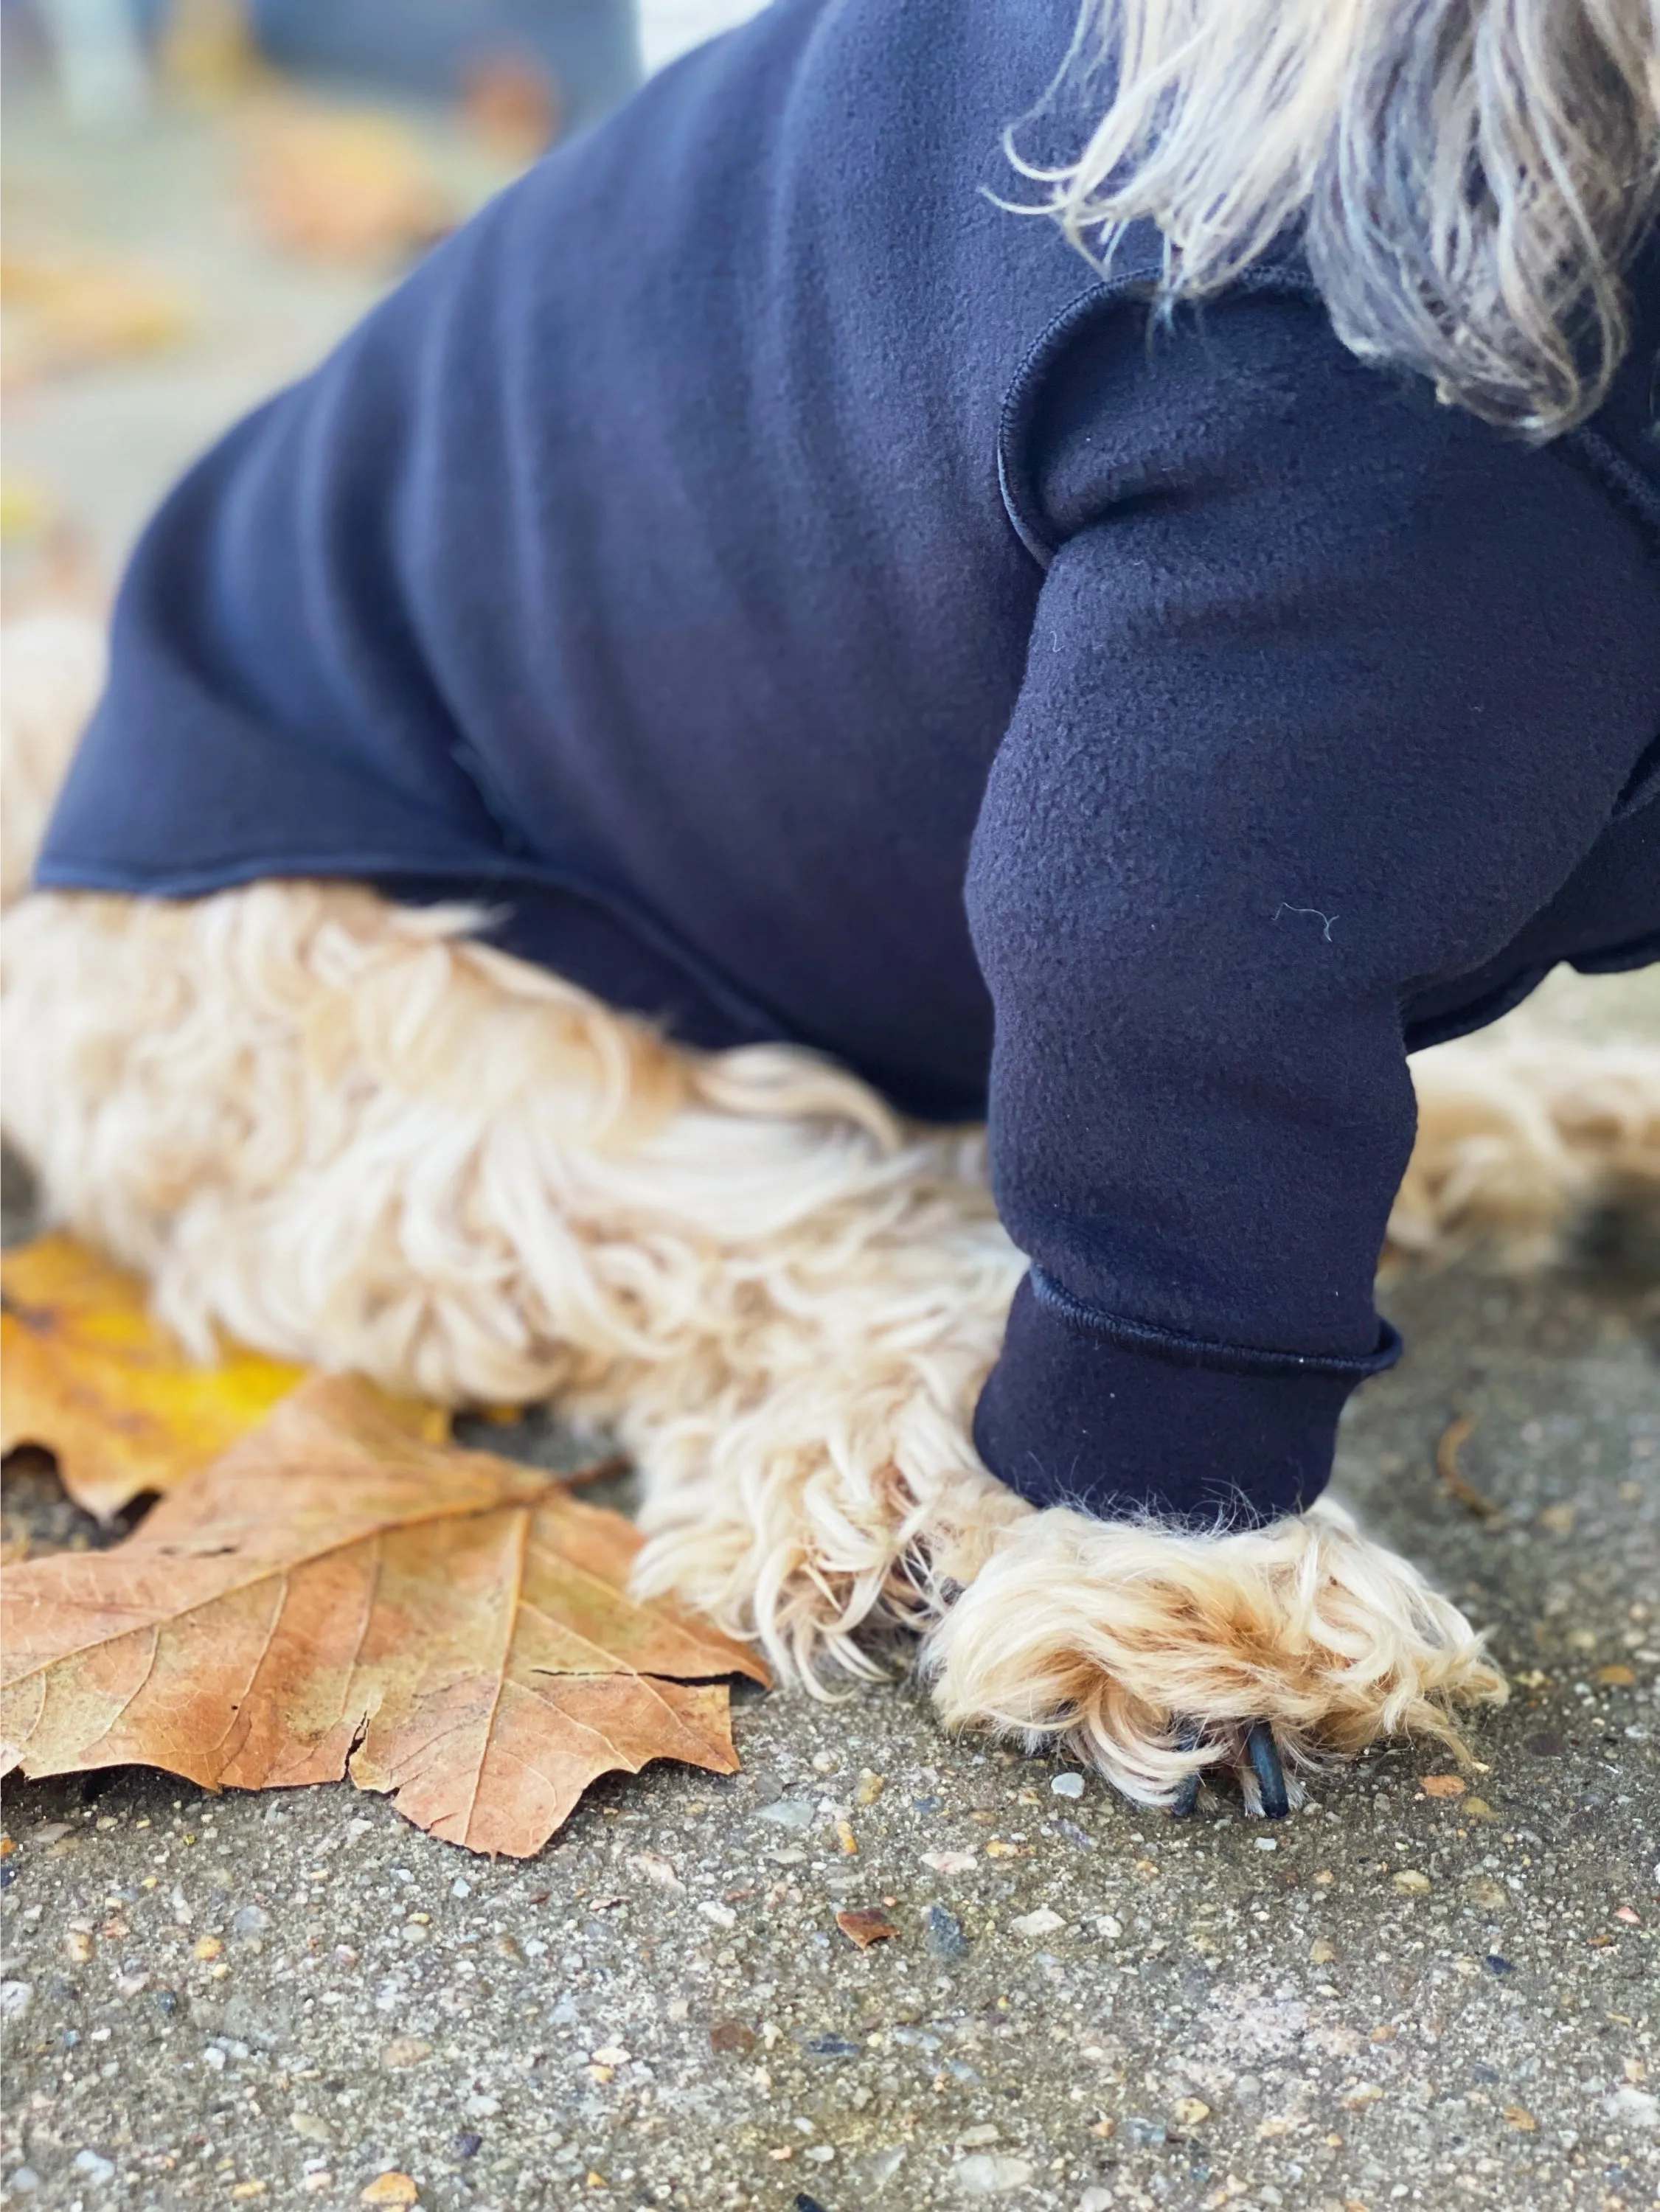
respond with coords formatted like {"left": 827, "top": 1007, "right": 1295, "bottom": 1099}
{"left": 2, "top": 49, "right": 1658, "bottom": 2212}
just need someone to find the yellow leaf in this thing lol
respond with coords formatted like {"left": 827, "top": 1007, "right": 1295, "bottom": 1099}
{"left": 1, "top": 1377, "right": 766, "bottom": 1857}
{"left": 241, "top": 101, "right": 454, "bottom": 263}
{"left": 1, "top": 254, "right": 192, "bottom": 381}
{"left": 1, "top": 1234, "right": 315, "bottom": 1516}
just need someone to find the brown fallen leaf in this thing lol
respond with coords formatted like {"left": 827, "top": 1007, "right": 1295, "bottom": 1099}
{"left": 241, "top": 102, "right": 455, "bottom": 262}
{"left": 1, "top": 1376, "right": 766, "bottom": 1856}
{"left": 1434, "top": 1414, "right": 1501, "bottom": 1521}
{"left": 836, "top": 1907, "right": 900, "bottom": 1949}
{"left": 1420, "top": 1773, "right": 1466, "bottom": 1798}
{"left": 1, "top": 1232, "right": 313, "bottom": 1517}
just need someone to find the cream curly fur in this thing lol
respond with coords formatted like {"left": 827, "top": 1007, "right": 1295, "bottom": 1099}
{"left": 1396, "top": 1029, "right": 1660, "bottom": 1266}
{"left": 0, "top": 877, "right": 1543, "bottom": 1801}
{"left": 0, "top": 881, "right": 1026, "bottom": 1694}
{"left": 5, "top": 619, "right": 1653, "bottom": 1804}
{"left": 925, "top": 1496, "right": 1505, "bottom": 1809}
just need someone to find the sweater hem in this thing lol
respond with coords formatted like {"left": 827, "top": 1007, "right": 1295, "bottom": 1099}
{"left": 973, "top": 1271, "right": 1387, "bottom": 1531}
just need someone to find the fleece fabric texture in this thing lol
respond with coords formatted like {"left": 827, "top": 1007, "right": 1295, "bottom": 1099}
{"left": 35, "top": 0, "right": 1660, "bottom": 1530}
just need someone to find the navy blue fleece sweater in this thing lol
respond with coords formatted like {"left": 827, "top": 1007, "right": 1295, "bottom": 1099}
{"left": 36, "top": 0, "right": 1660, "bottom": 1528}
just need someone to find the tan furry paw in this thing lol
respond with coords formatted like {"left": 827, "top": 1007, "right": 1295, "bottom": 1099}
{"left": 923, "top": 1498, "right": 1506, "bottom": 1812}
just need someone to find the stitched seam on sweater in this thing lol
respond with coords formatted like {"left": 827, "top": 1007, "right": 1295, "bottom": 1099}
{"left": 1028, "top": 1266, "right": 1402, "bottom": 1379}
{"left": 996, "top": 260, "right": 1325, "bottom": 570}
{"left": 1558, "top": 426, "right": 1660, "bottom": 566}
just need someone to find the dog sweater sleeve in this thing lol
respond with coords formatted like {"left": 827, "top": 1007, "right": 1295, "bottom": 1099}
{"left": 967, "top": 294, "right": 1660, "bottom": 1528}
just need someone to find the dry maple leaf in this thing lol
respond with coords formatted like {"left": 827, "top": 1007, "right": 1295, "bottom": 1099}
{"left": 1, "top": 1232, "right": 311, "bottom": 1517}
{"left": 1, "top": 1377, "right": 766, "bottom": 1856}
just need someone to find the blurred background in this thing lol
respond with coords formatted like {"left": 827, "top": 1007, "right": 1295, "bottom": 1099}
{"left": 1, "top": 0, "right": 765, "bottom": 613}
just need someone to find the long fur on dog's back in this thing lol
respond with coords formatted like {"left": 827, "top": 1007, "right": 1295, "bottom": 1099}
{"left": 1023, "top": 0, "right": 1660, "bottom": 435}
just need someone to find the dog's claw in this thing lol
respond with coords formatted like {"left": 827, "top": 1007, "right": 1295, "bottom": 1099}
{"left": 1167, "top": 1719, "right": 1288, "bottom": 1819}
{"left": 1245, "top": 1721, "right": 1290, "bottom": 1818}
{"left": 1167, "top": 1720, "right": 1206, "bottom": 1818}
{"left": 1168, "top": 1769, "right": 1202, "bottom": 1819}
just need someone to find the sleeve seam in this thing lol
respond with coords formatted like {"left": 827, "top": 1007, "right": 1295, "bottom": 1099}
{"left": 1028, "top": 1265, "right": 1402, "bottom": 1380}
{"left": 996, "top": 260, "right": 1327, "bottom": 571}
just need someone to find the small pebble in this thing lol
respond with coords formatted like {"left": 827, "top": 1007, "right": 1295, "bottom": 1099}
{"left": 1009, "top": 1907, "right": 1064, "bottom": 1938}
{"left": 380, "top": 2036, "right": 432, "bottom": 2070}
{"left": 452, "top": 2133, "right": 482, "bottom": 2160}
{"left": 953, "top": 2154, "right": 1035, "bottom": 2195}
{"left": 359, "top": 2175, "right": 419, "bottom": 2208}
{"left": 628, "top": 1851, "right": 684, "bottom": 1890}
{"left": 5, "top": 2169, "right": 40, "bottom": 2194}
{"left": 924, "top": 1905, "right": 970, "bottom": 1961}
{"left": 230, "top": 1907, "right": 271, "bottom": 1939}
{"left": 754, "top": 1801, "right": 816, "bottom": 1832}
{"left": 1049, "top": 1773, "right": 1084, "bottom": 1799}
{"left": 73, "top": 2151, "right": 116, "bottom": 2185}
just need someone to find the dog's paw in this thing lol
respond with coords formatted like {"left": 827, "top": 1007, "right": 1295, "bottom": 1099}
{"left": 923, "top": 1498, "right": 1506, "bottom": 1813}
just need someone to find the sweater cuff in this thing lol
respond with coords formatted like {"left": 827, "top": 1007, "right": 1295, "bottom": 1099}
{"left": 972, "top": 1270, "right": 1402, "bottom": 1530}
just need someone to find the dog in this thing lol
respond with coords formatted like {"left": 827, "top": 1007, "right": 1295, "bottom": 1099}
{"left": 4, "top": 0, "right": 1659, "bottom": 1815}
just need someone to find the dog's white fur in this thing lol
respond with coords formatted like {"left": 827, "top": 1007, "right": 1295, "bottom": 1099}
{"left": 6, "top": 618, "right": 1657, "bottom": 1804}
